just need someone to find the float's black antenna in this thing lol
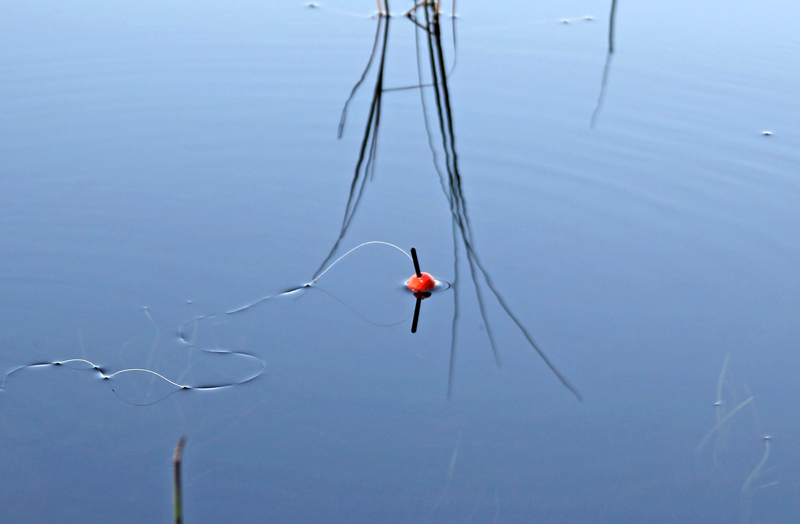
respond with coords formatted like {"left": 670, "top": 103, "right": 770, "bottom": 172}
{"left": 410, "top": 247, "right": 422, "bottom": 277}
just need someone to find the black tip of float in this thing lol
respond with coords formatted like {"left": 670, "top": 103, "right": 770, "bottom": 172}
{"left": 410, "top": 247, "right": 422, "bottom": 278}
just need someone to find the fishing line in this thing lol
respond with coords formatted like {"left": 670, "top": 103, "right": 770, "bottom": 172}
{"left": 0, "top": 335, "right": 266, "bottom": 407}
{"left": 225, "top": 241, "right": 413, "bottom": 315}
{"left": 1, "top": 241, "right": 436, "bottom": 405}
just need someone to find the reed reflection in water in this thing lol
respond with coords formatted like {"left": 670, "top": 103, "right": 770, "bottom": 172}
{"left": 591, "top": 0, "right": 619, "bottom": 127}
{"left": 326, "top": 6, "right": 582, "bottom": 401}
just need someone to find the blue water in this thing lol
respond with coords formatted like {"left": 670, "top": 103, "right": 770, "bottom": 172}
{"left": 2, "top": 1, "right": 800, "bottom": 522}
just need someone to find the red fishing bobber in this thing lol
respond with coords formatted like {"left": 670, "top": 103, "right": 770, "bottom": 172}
{"left": 407, "top": 272, "right": 436, "bottom": 292}
{"left": 407, "top": 247, "right": 436, "bottom": 292}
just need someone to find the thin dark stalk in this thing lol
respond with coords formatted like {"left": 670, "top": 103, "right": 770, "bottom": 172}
{"left": 433, "top": 23, "right": 471, "bottom": 240}
{"left": 453, "top": 15, "right": 574, "bottom": 395}
{"left": 464, "top": 249, "right": 501, "bottom": 366}
{"left": 366, "top": 80, "right": 383, "bottom": 182}
{"left": 324, "top": 7, "right": 582, "bottom": 401}
{"left": 426, "top": 12, "right": 499, "bottom": 367}
{"left": 424, "top": 10, "right": 457, "bottom": 215}
{"left": 422, "top": 7, "right": 580, "bottom": 401}
{"left": 405, "top": 0, "right": 428, "bottom": 17}
{"left": 447, "top": 10, "right": 458, "bottom": 76}
{"left": 407, "top": 12, "right": 434, "bottom": 33}
{"left": 408, "top": 7, "right": 456, "bottom": 76}
{"left": 471, "top": 252, "right": 582, "bottom": 401}
{"left": 447, "top": 219, "right": 460, "bottom": 399}
{"left": 338, "top": 19, "right": 383, "bottom": 138}
{"left": 590, "top": 0, "right": 618, "bottom": 128}
{"left": 314, "top": 14, "right": 390, "bottom": 279}
{"left": 173, "top": 437, "right": 187, "bottom": 524}
{"left": 424, "top": 8, "right": 496, "bottom": 379}
{"left": 414, "top": 14, "right": 460, "bottom": 398}
{"left": 414, "top": 21, "right": 448, "bottom": 197}
{"left": 608, "top": 0, "right": 618, "bottom": 54}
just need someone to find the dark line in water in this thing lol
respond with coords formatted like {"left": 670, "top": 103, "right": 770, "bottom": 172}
{"left": 591, "top": 0, "right": 618, "bottom": 128}
{"left": 411, "top": 295, "right": 422, "bottom": 333}
{"left": 338, "top": 18, "right": 383, "bottom": 139}
{"left": 447, "top": 223, "right": 460, "bottom": 399}
{"left": 311, "top": 285, "right": 413, "bottom": 327}
{"left": 415, "top": 7, "right": 580, "bottom": 400}
{"left": 314, "top": 14, "right": 391, "bottom": 279}
{"left": 2, "top": 11, "right": 581, "bottom": 407}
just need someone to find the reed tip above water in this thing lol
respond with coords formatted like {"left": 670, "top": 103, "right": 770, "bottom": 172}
{"left": 173, "top": 436, "right": 187, "bottom": 524}
{"left": 173, "top": 435, "right": 186, "bottom": 465}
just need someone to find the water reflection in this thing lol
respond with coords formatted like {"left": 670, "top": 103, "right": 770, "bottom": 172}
{"left": 591, "top": 0, "right": 618, "bottom": 127}
{"left": 0, "top": 6, "right": 589, "bottom": 408}
{"left": 316, "top": 13, "right": 390, "bottom": 280}
{"left": 329, "top": 7, "right": 582, "bottom": 400}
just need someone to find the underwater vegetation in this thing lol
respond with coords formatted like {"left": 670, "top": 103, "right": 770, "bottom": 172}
{"left": 697, "top": 355, "right": 777, "bottom": 524}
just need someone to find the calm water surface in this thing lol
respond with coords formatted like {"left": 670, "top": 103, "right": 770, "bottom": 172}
{"left": 2, "top": 1, "right": 800, "bottom": 522}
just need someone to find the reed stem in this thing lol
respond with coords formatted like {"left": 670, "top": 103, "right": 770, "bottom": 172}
{"left": 173, "top": 437, "right": 187, "bottom": 524}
